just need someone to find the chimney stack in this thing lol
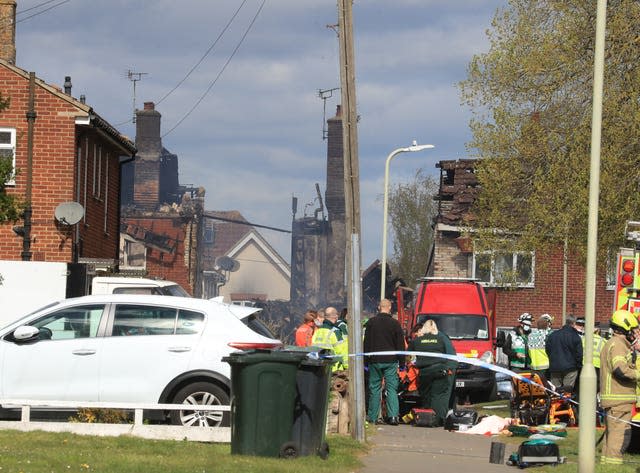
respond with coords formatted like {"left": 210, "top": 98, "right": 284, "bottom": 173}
{"left": 0, "top": 1, "right": 16, "bottom": 65}
{"left": 133, "top": 102, "right": 162, "bottom": 208}
{"left": 64, "top": 76, "right": 72, "bottom": 95}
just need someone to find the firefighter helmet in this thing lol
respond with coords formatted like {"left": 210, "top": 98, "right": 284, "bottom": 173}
{"left": 610, "top": 309, "right": 639, "bottom": 333}
{"left": 518, "top": 313, "right": 532, "bottom": 323}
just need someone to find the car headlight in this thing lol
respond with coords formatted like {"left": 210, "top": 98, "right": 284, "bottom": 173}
{"left": 479, "top": 350, "right": 493, "bottom": 364}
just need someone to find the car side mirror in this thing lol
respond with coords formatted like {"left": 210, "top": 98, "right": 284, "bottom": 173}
{"left": 13, "top": 325, "right": 40, "bottom": 343}
{"left": 495, "top": 331, "right": 506, "bottom": 348}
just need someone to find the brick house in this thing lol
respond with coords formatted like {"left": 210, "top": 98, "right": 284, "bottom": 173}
{"left": 0, "top": 15, "right": 135, "bottom": 268}
{"left": 120, "top": 103, "right": 204, "bottom": 296}
{"left": 428, "top": 159, "right": 614, "bottom": 329}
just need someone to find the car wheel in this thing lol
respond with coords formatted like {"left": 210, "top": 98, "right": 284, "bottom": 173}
{"left": 169, "top": 382, "right": 230, "bottom": 427}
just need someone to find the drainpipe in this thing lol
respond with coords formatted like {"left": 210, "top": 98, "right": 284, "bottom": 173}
{"left": 21, "top": 72, "right": 37, "bottom": 261}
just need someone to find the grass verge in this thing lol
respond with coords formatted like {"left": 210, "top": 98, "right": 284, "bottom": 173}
{"left": 0, "top": 430, "right": 367, "bottom": 473}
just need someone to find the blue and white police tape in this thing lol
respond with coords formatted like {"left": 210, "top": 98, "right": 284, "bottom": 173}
{"left": 309, "top": 349, "right": 636, "bottom": 428}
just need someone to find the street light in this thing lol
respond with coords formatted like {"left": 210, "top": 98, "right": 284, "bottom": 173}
{"left": 380, "top": 141, "right": 435, "bottom": 300}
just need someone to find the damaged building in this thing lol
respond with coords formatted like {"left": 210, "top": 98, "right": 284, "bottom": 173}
{"left": 289, "top": 105, "right": 347, "bottom": 313}
{"left": 120, "top": 102, "right": 204, "bottom": 295}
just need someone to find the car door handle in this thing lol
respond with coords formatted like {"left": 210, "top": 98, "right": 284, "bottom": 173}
{"left": 168, "top": 347, "right": 191, "bottom": 353}
{"left": 72, "top": 349, "right": 96, "bottom": 356}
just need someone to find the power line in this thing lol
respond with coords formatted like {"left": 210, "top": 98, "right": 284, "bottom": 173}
{"left": 17, "top": 0, "right": 61, "bottom": 16}
{"left": 16, "top": 0, "right": 71, "bottom": 24}
{"left": 203, "top": 213, "right": 291, "bottom": 234}
{"left": 155, "top": 0, "right": 248, "bottom": 106}
{"left": 162, "top": 0, "right": 266, "bottom": 138}
{"left": 0, "top": 0, "right": 71, "bottom": 28}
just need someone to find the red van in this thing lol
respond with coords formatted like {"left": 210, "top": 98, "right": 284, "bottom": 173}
{"left": 408, "top": 278, "right": 498, "bottom": 401}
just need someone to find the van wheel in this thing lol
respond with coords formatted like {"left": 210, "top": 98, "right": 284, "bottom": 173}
{"left": 170, "top": 382, "right": 230, "bottom": 427}
{"left": 484, "top": 381, "right": 498, "bottom": 402}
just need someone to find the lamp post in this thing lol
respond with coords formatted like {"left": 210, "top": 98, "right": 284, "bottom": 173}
{"left": 380, "top": 141, "right": 434, "bottom": 300}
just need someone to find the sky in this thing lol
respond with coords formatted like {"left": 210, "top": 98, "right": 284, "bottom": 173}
{"left": 14, "top": 0, "right": 506, "bottom": 267}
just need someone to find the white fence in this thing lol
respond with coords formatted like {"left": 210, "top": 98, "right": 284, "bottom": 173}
{"left": 0, "top": 399, "right": 231, "bottom": 442}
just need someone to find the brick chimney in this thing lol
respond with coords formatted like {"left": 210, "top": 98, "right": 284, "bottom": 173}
{"left": 133, "top": 102, "right": 162, "bottom": 208}
{"left": 325, "top": 105, "right": 345, "bottom": 219}
{"left": 0, "top": 1, "right": 16, "bottom": 65}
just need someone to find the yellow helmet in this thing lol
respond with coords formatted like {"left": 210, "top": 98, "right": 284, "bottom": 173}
{"left": 610, "top": 309, "right": 639, "bottom": 333}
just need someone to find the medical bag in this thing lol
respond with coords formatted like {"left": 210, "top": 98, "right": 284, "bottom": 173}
{"left": 412, "top": 408, "right": 439, "bottom": 427}
{"left": 443, "top": 409, "right": 478, "bottom": 431}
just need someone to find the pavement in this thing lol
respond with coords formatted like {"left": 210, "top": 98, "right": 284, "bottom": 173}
{"left": 358, "top": 423, "right": 516, "bottom": 473}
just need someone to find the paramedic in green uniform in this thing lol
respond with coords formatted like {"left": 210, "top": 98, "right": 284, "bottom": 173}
{"left": 408, "top": 319, "right": 457, "bottom": 426}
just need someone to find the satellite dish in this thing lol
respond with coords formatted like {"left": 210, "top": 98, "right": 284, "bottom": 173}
{"left": 216, "top": 256, "right": 240, "bottom": 272}
{"left": 54, "top": 201, "right": 84, "bottom": 225}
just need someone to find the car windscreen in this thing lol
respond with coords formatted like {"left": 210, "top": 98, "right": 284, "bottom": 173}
{"left": 416, "top": 314, "right": 489, "bottom": 340}
{"left": 243, "top": 313, "right": 277, "bottom": 339}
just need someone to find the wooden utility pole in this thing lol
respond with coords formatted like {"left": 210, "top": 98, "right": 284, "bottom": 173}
{"left": 337, "top": 0, "right": 364, "bottom": 442}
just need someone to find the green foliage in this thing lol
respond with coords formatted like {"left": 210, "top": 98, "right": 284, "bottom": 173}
{"left": 0, "top": 155, "right": 23, "bottom": 223}
{"left": 387, "top": 169, "right": 438, "bottom": 285}
{"left": 0, "top": 91, "right": 23, "bottom": 223}
{"left": 458, "top": 0, "right": 640, "bottom": 265}
{"left": 69, "top": 408, "right": 131, "bottom": 424}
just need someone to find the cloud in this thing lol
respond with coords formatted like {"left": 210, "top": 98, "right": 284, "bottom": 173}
{"left": 12, "top": 0, "right": 505, "bottom": 267}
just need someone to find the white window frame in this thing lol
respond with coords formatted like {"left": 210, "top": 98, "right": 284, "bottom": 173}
{"left": 472, "top": 250, "right": 535, "bottom": 288}
{"left": 0, "top": 127, "right": 16, "bottom": 186}
{"left": 119, "top": 235, "right": 146, "bottom": 270}
{"left": 92, "top": 144, "right": 102, "bottom": 199}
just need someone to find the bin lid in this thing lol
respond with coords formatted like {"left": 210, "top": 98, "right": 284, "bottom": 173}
{"left": 222, "top": 348, "right": 309, "bottom": 365}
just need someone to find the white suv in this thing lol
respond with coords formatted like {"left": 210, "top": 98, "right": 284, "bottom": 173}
{"left": 0, "top": 294, "right": 282, "bottom": 427}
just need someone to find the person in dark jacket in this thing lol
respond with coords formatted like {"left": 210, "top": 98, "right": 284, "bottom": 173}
{"left": 407, "top": 319, "right": 457, "bottom": 426}
{"left": 363, "top": 298, "right": 405, "bottom": 425}
{"left": 545, "top": 315, "right": 583, "bottom": 392}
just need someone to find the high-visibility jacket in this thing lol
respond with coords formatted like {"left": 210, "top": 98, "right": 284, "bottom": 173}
{"left": 528, "top": 328, "right": 551, "bottom": 370}
{"left": 600, "top": 333, "right": 640, "bottom": 407}
{"left": 506, "top": 330, "right": 528, "bottom": 370}
{"left": 311, "top": 325, "right": 348, "bottom": 371}
{"left": 581, "top": 333, "right": 605, "bottom": 369}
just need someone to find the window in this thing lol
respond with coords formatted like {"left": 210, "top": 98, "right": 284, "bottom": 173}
{"left": 472, "top": 251, "right": 535, "bottom": 288}
{"left": 0, "top": 128, "right": 16, "bottom": 185}
{"left": 203, "top": 220, "right": 214, "bottom": 243}
{"left": 92, "top": 144, "right": 102, "bottom": 198}
{"left": 29, "top": 305, "right": 104, "bottom": 340}
{"left": 111, "top": 304, "right": 204, "bottom": 336}
{"left": 119, "top": 235, "right": 146, "bottom": 269}
{"left": 176, "top": 310, "right": 205, "bottom": 334}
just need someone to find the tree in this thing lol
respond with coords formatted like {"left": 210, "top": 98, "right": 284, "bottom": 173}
{"left": 0, "top": 91, "right": 22, "bottom": 223}
{"left": 458, "top": 0, "right": 640, "bottom": 265}
{"left": 387, "top": 169, "right": 438, "bottom": 286}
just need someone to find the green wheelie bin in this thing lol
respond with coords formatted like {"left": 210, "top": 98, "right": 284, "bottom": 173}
{"left": 291, "top": 354, "right": 333, "bottom": 459}
{"left": 223, "top": 349, "right": 306, "bottom": 457}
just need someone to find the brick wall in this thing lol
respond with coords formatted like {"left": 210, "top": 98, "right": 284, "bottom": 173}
{"left": 121, "top": 217, "right": 193, "bottom": 294}
{"left": 431, "top": 232, "right": 470, "bottom": 279}
{"left": 0, "top": 66, "right": 122, "bottom": 263}
{"left": 493, "top": 247, "right": 613, "bottom": 328}
{"left": 432, "top": 229, "right": 613, "bottom": 327}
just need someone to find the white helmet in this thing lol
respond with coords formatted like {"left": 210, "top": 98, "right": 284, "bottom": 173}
{"left": 518, "top": 313, "right": 533, "bottom": 324}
